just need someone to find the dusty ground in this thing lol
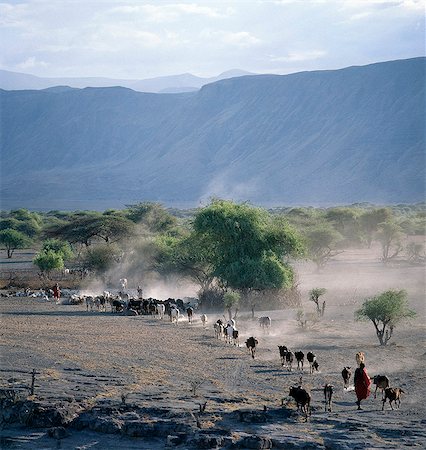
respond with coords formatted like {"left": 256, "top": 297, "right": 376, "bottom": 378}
{"left": 1, "top": 247, "right": 425, "bottom": 449}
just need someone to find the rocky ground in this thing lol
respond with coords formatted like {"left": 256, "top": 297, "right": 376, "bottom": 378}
{"left": 1, "top": 249, "right": 425, "bottom": 449}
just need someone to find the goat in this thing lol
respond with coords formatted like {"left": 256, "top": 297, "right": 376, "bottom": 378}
{"left": 342, "top": 367, "right": 352, "bottom": 389}
{"left": 214, "top": 321, "right": 224, "bottom": 339}
{"left": 286, "top": 351, "right": 294, "bottom": 371}
{"left": 373, "top": 375, "right": 390, "bottom": 399}
{"left": 289, "top": 386, "right": 311, "bottom": 417}
{"left": 245, "top": 337, "right": 258, "bottom": 359}
{"left": 169, "top": 306, "right": 180, "bottom": 325}
{"left": 156, "top": 303, "right": 165, "bottom": 319}
{"left": 295, "top": 351, "right": 305, "bottom": 371}
{"left": 382, "top": 387, "right": 404, "bottom": 410}
{"left": 225, "top": 324, "right": 234, "bottom": 344}
{"left": 232, "top": 329, "right": 240, "bottom": 347}
{"left": 306, "top": 352, "right": 318, "bottom": 374}
{"left": 187, "top": 307, "right": 194, "bottom": 323}
{"left": 85, "top": 296, "right": 95, "bottom": 312}
{"left": 323, "top": 384, "right": 334, "bottom": 412}
{"left": 278, "top": 345, "right": 288, "bottom": 366}
{"left": 258, "top": 316, "right": 271, "bottom": 330}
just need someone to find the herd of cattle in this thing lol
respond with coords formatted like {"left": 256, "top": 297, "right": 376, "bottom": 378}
{"left": 5, "top": 288, "right": 405, "bottom": 418}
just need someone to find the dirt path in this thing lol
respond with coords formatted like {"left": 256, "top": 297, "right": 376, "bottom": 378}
{"left": 1, "top": 294, "right": 426, "bottom": 449}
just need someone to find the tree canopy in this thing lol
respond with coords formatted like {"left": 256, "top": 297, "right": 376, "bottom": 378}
{"left": 0, "top": 228, "right": 31, "bottom": 258}
{"left": 355, "top": 289, "right": 416, "bottom": 345}
{"left": 192, "top": 200, "right": 303, "bottom": 298}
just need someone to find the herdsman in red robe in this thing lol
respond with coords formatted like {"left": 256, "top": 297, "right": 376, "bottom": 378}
{"left": 354, "top": 362, "right": 371, "bottom": 409}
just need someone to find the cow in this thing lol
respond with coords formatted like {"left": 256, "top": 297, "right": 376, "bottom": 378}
{"left": 289, "top": 386, "right": 311, "bottom": 417}
{"left": 245, "top": 337, "right": 258, "bottom": 359}
{"left": 382, "top": 387, "right": 404, "bottom": 410}
{"left": 373, "top": 375, "right": 390, "bottom": 399}
{"left": 295, "top": 351, "right": 305, "bottom": 371}
{"left": 323, "top": 384, "right": 334, "bottom": 412}
{"left": 128, "top": 299, "right": 143, "bottom": 314}
{"left": 342, "top": 367, "right": 352, "bottom": 389}
{"left": 307, "top": 352, "right": 318, "bottom": 374}
{"left": 112, "top": 299, "right": 124, "bottom": 313}
{"left": 200, "top": 314, "right": 208, "bottom": 327}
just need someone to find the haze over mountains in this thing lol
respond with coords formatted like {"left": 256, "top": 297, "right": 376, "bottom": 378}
{"left": 1, "top": 57, "right": 424, "bottom": 211}
{"left": 0, "top": 69, "right": 253, "bottom": 93}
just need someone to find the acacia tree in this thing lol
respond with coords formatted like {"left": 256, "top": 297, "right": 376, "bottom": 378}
{"left": 33, "top": 250, "right": 64, "bottom": 281}
{"left": 309, "top": 287, "right": 327, "bottom": 316}
{"left": 193, "top": 200, "right": 303, "bottom": 306}
{"left": 0, "top": 229, "right": 31, "bottom": 258}
{"left": 355, "top": 289, "right": 416, "bottom": 345}
{"left": 45, "top": 214, "right": 135, "bottom": 246}
{"left": 223, "top": 291, "right": 240, "bottom": 321}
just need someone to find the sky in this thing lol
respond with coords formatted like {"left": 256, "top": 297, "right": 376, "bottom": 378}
{"left": 0, "top": 0, "right": 424, "bottom": 79}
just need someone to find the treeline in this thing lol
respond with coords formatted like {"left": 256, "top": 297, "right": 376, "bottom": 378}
{"left": 0, "top": 201, "right": 424, "bottom": 309}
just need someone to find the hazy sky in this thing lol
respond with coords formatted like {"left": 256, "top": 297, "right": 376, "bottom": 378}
{"left": 0, "top": 0, "right": 424, "bottom": 79}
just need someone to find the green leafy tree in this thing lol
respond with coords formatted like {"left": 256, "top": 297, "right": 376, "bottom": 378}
{"left": 152, "top": 232, "right": 216, "bottom": 291}
{"left": 376, "top": 220, "right": 403, "bottom": 263}
{"left": 325, "top": 207, "right": 360, "bottom": 236}
{"left": 45, "top": 214, "right": 135, "bottom": 246}
{"left": 125, "top": 202, "right": 177, "bottom": 233}
{"left": 0, "top": 229, "right": 31, "bottom": 258}
{"left": 304, "top": 223, "right": 343, "bottom": 270}
{"left": 41, "top": 239, "right": 73, "bottom": 261}
{"left": 355, "top": 289, "right": 416, "bottom": 345}
{"left": 193, "top": 200, "right": 303, "bottom": 305}
{"left": 406, "top": 241, "right": 425, "bottom": 263}
{"left": 84, "top": 244, "right": 121, "bottom": 274}
{"left": 359, "top": 208, "right": 392, "bottom": 248}
{"left": 33, "top": 250, "right": 64, "bottom": 280}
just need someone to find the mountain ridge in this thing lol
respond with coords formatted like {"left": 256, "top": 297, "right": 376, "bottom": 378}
{"left": 1, "top": 57, "right": 424, "bottom": 211}
{"left": 0, "top": 68, "right": 254, "bottom": 93}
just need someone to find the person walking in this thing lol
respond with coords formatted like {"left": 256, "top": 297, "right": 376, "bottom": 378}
{"left": 53, "top": 283, "right": 61, "bottom": 304}
{"left": 354, "top": 362, "right": 371, "bottom": 410}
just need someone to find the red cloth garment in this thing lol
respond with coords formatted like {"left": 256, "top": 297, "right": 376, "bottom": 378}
{"left": 354, "top": 367, "right": 371, "bottom": 400}
{"left": 53, "top": 285, "right": 60, "bottom": 299}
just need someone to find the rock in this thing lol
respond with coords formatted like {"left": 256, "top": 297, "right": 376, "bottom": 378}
{"left": 167, "top": 434, "right": 187, "bottom": 446}
{"left": 122, "top": 420, "right": 156, "bottom": 437}
{"left": 48, "top": 426, "right": 69, "bottom": 439}
{"left": 189, "top": 434, "right": 224, "bottom": 448}
{"left": 237, "top": 409, "right": 268, "bottom": 423}
{"left": 90, "top": 417, "right": 123, "bottom": 434}
{"left": 236, "top": 435, "right": 272, "bottom": 449}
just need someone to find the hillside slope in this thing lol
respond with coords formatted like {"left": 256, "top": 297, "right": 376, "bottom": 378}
{"left": 1, "top": 58, "right": 424, "bottom": 210}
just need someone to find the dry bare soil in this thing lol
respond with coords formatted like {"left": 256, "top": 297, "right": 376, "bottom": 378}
{"left": 1, "top": 247, "right": 425, "bottom": 449}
